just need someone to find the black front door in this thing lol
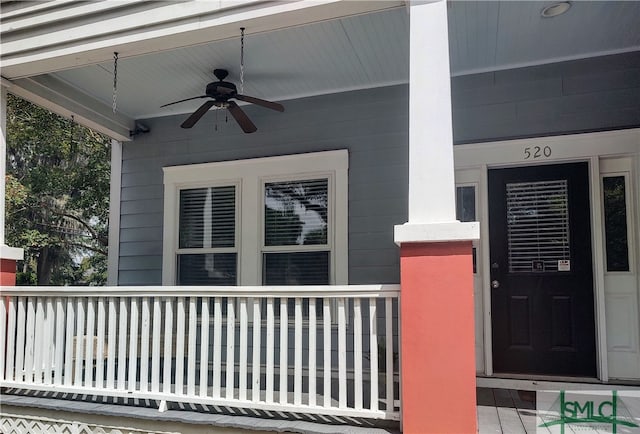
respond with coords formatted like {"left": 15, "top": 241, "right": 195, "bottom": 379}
{"left": 489, "top": 162, "right": 596, "bottom": 376}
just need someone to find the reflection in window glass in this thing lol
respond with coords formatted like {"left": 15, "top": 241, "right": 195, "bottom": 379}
{"left": 263, "top": 251, "right": 330, "bottom": 285}
{"left": 265, "top": 179, "right": 328, "bottom": 246}
{"left": 179, "top": 186, "right": 235, "bottom": 248}
{"left": 456, "top": 186, "right": 476, "bottom": 222}
{"left": 456, "top": 186, "right": 477, "bottom": 273}
{"left": 603, "top": 176, "right": 630, "bottom": 272}
{"left": 177, "top": 253, "right": 237, "bottom": 285}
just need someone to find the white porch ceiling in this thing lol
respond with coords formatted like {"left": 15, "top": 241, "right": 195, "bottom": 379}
{"left": 11, "top": 1, "right": 640, "bottom": 125}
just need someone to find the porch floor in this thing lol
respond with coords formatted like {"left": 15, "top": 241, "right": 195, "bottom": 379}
{"left": 1, "top": 387, "right": 540, "bottom": 433}
{"left": 477, "top": 388, "right": 537, "bottom": 434}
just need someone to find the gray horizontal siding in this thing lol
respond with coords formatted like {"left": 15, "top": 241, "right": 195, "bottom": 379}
{"left": 119, "top": 85, "right": 409, "bottom": 285}
{"left": 451, "top": 51, "right": 640, "bottom": 143}
{"left": 118, "top": 52, "right": 639, "bottom": 285}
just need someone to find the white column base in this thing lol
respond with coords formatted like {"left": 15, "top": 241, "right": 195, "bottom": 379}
{"left": 394, "top": 221, "right": 480, "bottom": 245}
{"left": 1, "top": 245, "right": 24, "bottom": 261}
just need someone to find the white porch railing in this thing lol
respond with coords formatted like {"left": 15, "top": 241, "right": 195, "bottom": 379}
{"left": 0, "top": 285, "right": 400, "bottom": 421}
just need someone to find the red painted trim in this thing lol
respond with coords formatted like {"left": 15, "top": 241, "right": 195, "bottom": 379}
{"left": 400, "top": 241, "right": 476, "bottom": 433}
{"left": 1, "top": 259, "right": 17, "bottom": 286}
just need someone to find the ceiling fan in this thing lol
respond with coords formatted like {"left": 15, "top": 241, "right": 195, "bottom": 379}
{"left": 160, "top": 68, "right": 284, "bottom": 133}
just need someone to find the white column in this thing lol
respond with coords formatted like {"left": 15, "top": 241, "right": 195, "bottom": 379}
{"left": 106, "top": 139, "right": 122, "bottom": 285}
{"left": 1, "top": 85, "right": 25, "bottom": 260}
{"left": 395, "top": 0, "right": 478, "bottom": 243}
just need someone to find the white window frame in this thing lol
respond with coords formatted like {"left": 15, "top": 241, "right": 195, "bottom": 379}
{"left": 162, "top": 150, "right": 349, "bottom": 285}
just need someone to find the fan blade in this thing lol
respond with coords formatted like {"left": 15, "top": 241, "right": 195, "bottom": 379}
{"left": 235, "top": 94, "right": 284, "bottom": 112}
{"left": 227, "top": 101, "right": 257, "bottom": 133}
{"left": 161, "top": 95, "right": 209, "bottom": 108}
{"left": 181, "top": 100, "right": 216, "bottom": 128}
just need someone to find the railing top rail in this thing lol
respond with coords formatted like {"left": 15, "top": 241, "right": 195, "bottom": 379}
{"left": 0, "top": 284, "right": 401, "bottom": 298}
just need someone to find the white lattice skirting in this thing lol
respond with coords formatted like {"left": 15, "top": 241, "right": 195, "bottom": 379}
{"left": 0, "top": 413, "right": 180, "bottom": 434}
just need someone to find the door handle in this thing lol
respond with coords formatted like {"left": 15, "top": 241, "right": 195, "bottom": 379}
{"left": 491, "top": 280, "right": 500, "bottom": 289}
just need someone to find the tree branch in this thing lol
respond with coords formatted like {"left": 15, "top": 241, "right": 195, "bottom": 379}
{"left": 64, "top": 241, "right": 107, "bottom": 256}
{"left": 44, "top": 205, "right": 107, "bottom": 247}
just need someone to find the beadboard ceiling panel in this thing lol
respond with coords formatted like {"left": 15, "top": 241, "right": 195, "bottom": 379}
{"left": 42, "top": 2, "right": 640, "bottom": 121}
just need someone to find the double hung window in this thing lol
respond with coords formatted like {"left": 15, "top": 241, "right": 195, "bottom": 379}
{"left": 162, "top": 150, "right": 348, "bottom": 286}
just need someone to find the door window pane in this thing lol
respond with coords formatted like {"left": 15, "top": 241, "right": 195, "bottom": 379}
{"left": 506, "top": 180, "right": 570, "bottom": 273}
{"left": 603, "top": 176, "right": 629, "bottom": 272}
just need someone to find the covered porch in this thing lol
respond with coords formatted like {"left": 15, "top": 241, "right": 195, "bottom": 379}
{"left": 2, "top": 1, "right": 640, "bottom": 433}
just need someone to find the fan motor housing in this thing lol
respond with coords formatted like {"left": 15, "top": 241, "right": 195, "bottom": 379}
{"left": 206, "top": 81, "right": 237, "bottom": 99}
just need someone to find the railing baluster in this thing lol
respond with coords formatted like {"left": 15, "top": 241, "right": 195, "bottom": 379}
{"left": 64, "top": 298, "right": 75, "bottom": 386}
{"left": 128, "top": 297, "right": 139, "bottom": 392}
{"left": 44, "top": 298, "right": 55, "bottom": 385}
{"left": 251, "top": 298, "right": 261, "bottom": 403}
{"left": 354, "top": 298, "right": 363, "bottom": 410}
{"left": 106, "top": 297, "right": 117, "bottom": 389}
{"left": 33, "top": 298, "right": 45, "bottom": 384}
{"left": 85, "top": 298, "right": 95, "bottom": 388}
{"left": 294, "top": 297, "right": 302, "bottom": 406}
{"left": 200, "top": 297, "right": 210, "bottom": 397}
{"left": 212, "top": 297, "right": 221, "bottom": 398}
{"left": 139, "top": 297, "right": 150, "bottom": 392}
{"left": 239, "top": 298, "right": 248, "bottom": 401}
{"left": 323, "top": 299, "right": 331, "bottom": 408}
{"left": 74, "top": 298, "right": 86, "bottom": 386}
{"left": 338, "top": 297, "right": 347, "bottom": 409}
{"left": 163, "top": 298, "right": 174, "bottom": 394}
{"left": 385, "top": 297, "right": 394, "bottom": 412}
{"left": 15, "top": 298, "right": 27, "bottom": 382}
{"left": 186, "top": 297, "right": 197, "bottom": 396}
{"left": 369, "top": 298, "right": 379, "bottom": 411}
{"left": 0, "top": 296, "right": 7, "bottom": 382}
{"left": 226, "top": 298, "right": 235, "bottom": 400}
{"left": 279, "top": 298, "right": 288, "bottom": 405}
{"left": 308, "top": 298, "right": 316, "bottom": 407}
{"left": 95, "top": 297, "right": 105, "bottom": 389}
{"left": 266, "top": 297, "right": 274, "bottom": 404}
{"left": 151, "top": 297, "right": 161, "bottom": 393}
{"left": 54, "top": 298, "right": 65, "bottom": 386}
{"left": 117, "top": 298, "right": 128, "bottom": 390}
{"left": 175, "top": 297, "right": 186, "bottom": 396}
{"left": 24, "top": 297, "right": 36, "bottom": 384}
{"left": 5, "top": 297, "right": 16, "bottom": 382}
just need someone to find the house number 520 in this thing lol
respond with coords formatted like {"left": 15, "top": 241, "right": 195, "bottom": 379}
{"left": 524, "top": 146, "right": 552, "bottom": 159}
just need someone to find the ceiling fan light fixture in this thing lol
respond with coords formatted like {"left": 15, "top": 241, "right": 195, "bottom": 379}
{"left": 541, "top": 2, "right": 571, "bottom": 18}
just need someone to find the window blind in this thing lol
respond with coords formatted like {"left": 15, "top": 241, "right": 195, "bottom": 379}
{"left": 178, "top": 186, "right": 237, "bottom": 285}
{"left": 506, "top": 180, "right": 570, "bottom": 273}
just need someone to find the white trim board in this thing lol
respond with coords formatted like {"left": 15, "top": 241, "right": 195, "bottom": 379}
{"left": 454, "top": 129, "right": 640, "bottom": 169}
{"left": 107, "top": 139, "right": 122, "bottom": 286}
{"left": 477, "top": 376, "right": 640, "bottom": 392}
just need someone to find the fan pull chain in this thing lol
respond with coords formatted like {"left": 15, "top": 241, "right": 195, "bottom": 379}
{"left": 112, "top": 52, "right": 119, "bottom": 114}
{"left": 240, "top": 27, "right": 245, "bottom": 94}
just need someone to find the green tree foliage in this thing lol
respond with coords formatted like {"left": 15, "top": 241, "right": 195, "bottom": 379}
{"left": 5, "top": 94, "right": 110, "bottom": 285}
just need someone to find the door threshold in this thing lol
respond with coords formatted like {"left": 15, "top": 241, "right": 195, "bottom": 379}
{"left": 477, "top": 375, "right": 640, "bottom": 391}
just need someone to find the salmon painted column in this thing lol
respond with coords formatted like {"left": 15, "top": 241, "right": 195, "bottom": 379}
{"left": 394, "top": 2, "right": 479, "bottom": 433}
{"left": 1, "top": 86, "right": 25, "bottom": 286}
